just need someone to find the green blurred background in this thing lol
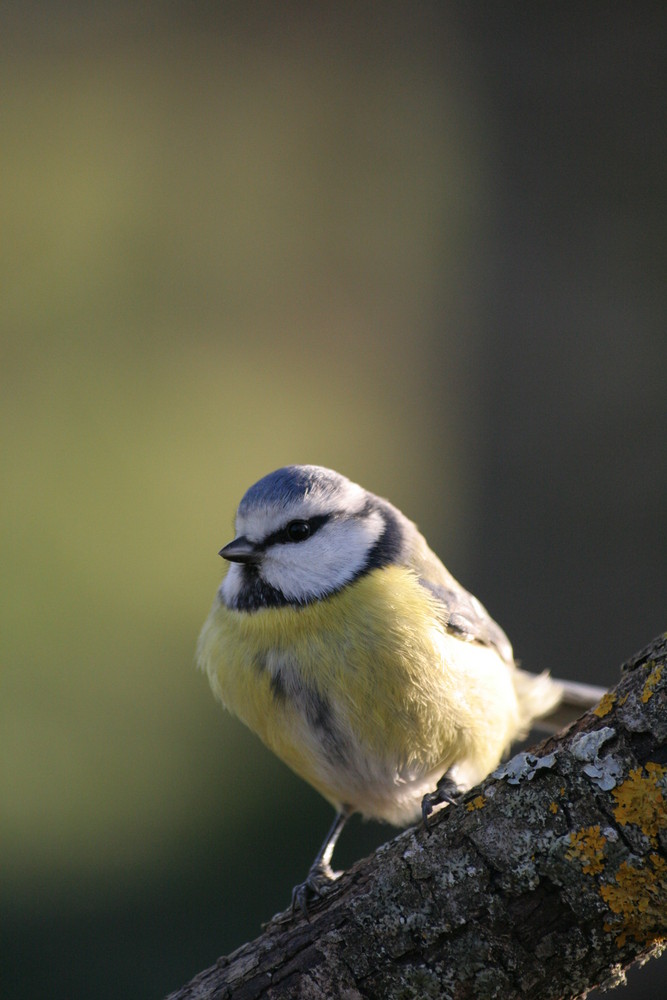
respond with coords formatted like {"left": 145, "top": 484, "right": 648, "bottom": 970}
{"left": 2, "top": 4, "right": 665, "bottom": 998}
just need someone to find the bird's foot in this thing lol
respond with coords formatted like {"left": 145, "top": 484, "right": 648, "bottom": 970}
{"left": 291, "top": 861, "right": 341, "bottom": 920}
{"left": 421, "top": 773, "right": 463, "bottom": 829}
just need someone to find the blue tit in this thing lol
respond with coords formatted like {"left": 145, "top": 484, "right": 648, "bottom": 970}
{"left": 197, "top": 465, "right": 604, "bottom": 915}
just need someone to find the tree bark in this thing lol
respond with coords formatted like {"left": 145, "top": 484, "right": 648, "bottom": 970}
{"left": 167, "top": 634, "right": 667, "bottom": 999}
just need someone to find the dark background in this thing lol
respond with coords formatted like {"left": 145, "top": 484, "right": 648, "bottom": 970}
{"left": 2, "top": 4, "right": 665, "bottom": 997}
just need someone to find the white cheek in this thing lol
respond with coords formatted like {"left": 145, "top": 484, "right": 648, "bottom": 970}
{"left": 262, "top": 513, "right": 384, "bottom": 602}
{"left": 219, "top": 563, "right": 244, "bottom": 604}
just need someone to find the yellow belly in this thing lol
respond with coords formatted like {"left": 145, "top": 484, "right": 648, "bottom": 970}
{"left": 197, "top": 564, "right": 521, "bottom": 825}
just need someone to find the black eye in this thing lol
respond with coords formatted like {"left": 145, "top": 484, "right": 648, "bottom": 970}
{"left": 286, "top": 519, "right": 311, "bottom": 542}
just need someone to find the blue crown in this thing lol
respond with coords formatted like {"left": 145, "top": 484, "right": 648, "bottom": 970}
{"left": 238, "top": 466, "right": 344, "bottom": 513}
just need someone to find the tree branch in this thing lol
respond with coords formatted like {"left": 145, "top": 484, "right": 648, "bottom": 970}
{"left": 167, "top": 634, "right": 667, "bottom": 999}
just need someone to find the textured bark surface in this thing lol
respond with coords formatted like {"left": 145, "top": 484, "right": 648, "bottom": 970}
{"left": 166, "top": 634, "right": 667, "bottom": 1000}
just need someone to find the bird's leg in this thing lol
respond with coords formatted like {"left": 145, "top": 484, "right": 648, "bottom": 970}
{"left": 421, "top": 770, "right": 463, "bottom": 827}
{"left": 291, "top": 808, "right": 350, "bottom": 919}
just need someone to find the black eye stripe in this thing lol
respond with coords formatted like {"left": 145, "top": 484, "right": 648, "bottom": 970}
{"left": 260, "top": 513, "right": 332, "bottom": 549}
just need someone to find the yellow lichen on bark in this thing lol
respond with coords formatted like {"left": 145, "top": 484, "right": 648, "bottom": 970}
{"left": 593, "top": 691, "right": 616, "bottom": 718}
{"left": 612, "top": 764, "right": 667, "bottom": 844}
{"left": 566, "top": 825, "right": 607, "bottom": 875}
{"left": 601, "top": 854, "right": 667, "bottom": 947}
{"left": 642, "top": 663, "right": 663, "bottom": 703}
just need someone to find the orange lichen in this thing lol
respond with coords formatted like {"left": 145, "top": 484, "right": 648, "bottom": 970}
{"left": 593, "top": 691, "right": 616, "bottom": 718}
{"left": 601, "top": 854, "right": 667, "bottom": 947}
{"left": 549, "top": 801, "right": 558, "bottom": 814}
{"left": 612, "top": 764, "right": 667, "bottom": 844}
{"left": 566, "top": 825, "right": 607, "bottom": 875}
{"left": 642, "top": 663, "right": 663, "bottom": 704}
{"left": 466, "top": 795, "right": 487, "bottom": 812}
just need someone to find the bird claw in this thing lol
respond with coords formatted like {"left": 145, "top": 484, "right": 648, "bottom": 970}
{"left": 291, "top": 863, "right": 341, "bottom": 920}
{"left": 421, "top": 774, "right": 462, "bottom": 829}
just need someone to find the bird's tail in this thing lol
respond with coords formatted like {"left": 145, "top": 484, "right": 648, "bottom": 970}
{"left": 531, "top": 677, "right": 608, "bottom": 734}
{"left": 513, "top": 669, "right": 607, "bottom": 736}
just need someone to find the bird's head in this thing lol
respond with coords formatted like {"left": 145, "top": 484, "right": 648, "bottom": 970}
{"left": 219, "top": 465, "right": 404, "bottom": 609}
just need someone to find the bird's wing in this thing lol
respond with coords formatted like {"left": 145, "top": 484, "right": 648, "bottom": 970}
{"left": 407, "top": 527, "right": 515, "bottom": 666}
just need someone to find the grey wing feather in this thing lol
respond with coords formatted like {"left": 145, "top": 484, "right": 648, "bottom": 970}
{"left": 404, "top": 520, "right": 515, "bottom": 666}
{"left": 390, "top": 509, "right": 609, "bottom": 729}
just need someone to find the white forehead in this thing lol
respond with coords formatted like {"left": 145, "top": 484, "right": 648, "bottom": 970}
{"left": 235, "top": 465, "right": 368, "bottom": 541}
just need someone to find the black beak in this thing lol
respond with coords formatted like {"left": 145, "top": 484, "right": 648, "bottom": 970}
{"left": 219, "top": 536, "right": 260, "bottom": 564}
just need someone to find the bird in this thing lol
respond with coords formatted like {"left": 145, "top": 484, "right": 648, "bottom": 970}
{"left": 197, "top": 464, "right": 604, "bottom": 916}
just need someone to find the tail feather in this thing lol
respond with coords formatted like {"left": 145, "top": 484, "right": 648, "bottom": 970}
{"left": 531, "top": 677, "right": 608, "bottom": 734}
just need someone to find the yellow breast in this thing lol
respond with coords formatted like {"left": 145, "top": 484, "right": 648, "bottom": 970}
{"left": 197, "top": 565, "right": 520, "bottom": 823}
